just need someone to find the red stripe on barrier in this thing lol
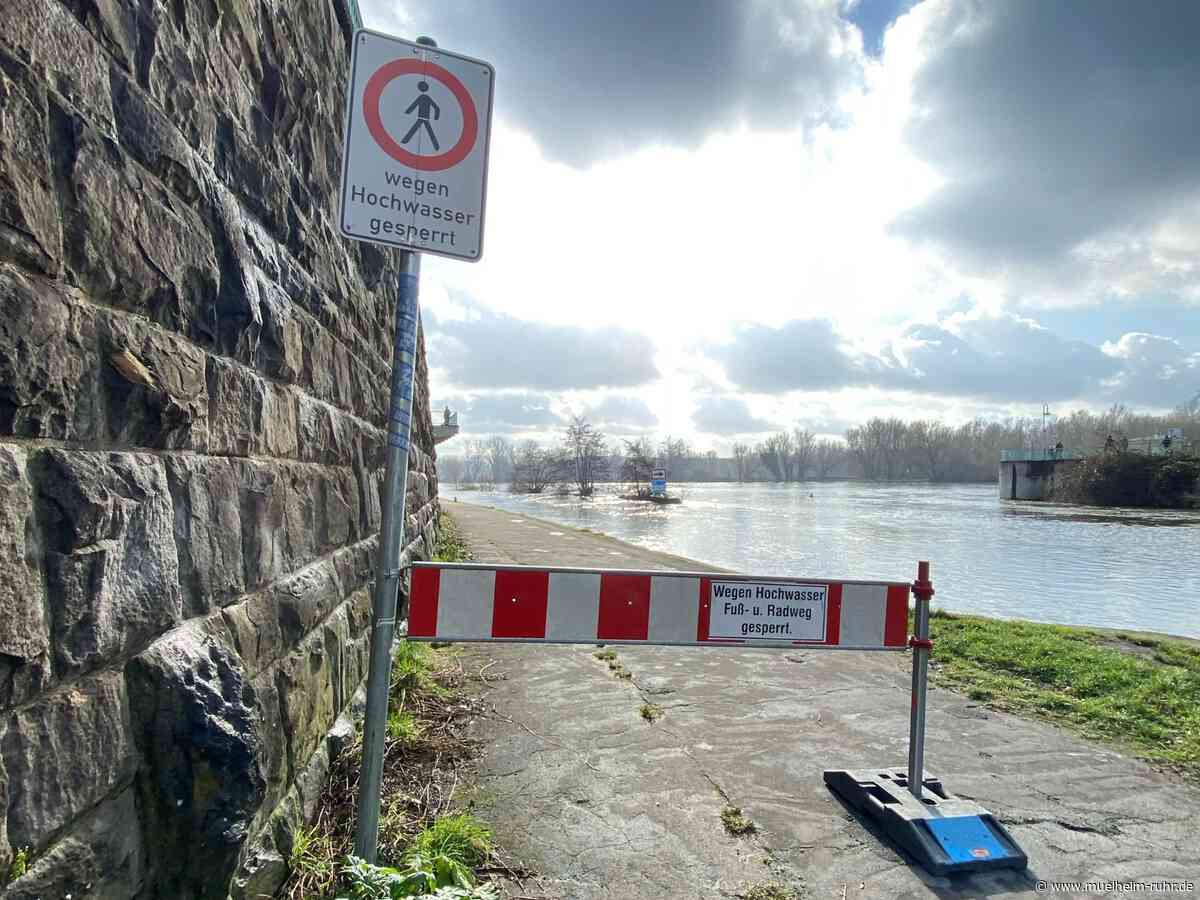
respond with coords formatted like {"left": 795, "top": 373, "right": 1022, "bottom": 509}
{"left": 884, "top": 584, "right": 909, "bottom": 647}
{"left": 822, "top": 583, "right": 842, "bottom": 646}
{"left": 597, "top": 573, "right": 651, "bottom": 640}
{"left": 409, "top": 567, "right": 440, "bottom": 637}
{"left": 697, "top": 577, "right": 712, "bottom": 641}
{"left": 492, "top": 569, "right": 549, "bottom": 639}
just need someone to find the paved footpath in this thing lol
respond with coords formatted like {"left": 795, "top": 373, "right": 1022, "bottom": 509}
{"left": 441, "top": 500, "right": 1199, "bottom": 899}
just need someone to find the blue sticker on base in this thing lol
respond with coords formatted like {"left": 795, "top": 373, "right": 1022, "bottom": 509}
{"left": 925, "top": 816, "right": 1013, "bottom": 864}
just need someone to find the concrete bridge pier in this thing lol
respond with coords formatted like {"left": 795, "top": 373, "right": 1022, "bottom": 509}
{"left": 998, "top": 450, "right": 1084, "bottom": 500}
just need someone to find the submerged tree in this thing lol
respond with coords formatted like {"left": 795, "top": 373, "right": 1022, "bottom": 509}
{"left": 621, "top": 437, "right": 657, "bottom": 491}
{"left": 564, "top": 415, "right": 607, "bottom": 496}
{"left": 510, "top": 441, "right": 564, "bottom": 494}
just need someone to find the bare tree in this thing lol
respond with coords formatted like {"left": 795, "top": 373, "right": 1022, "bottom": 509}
{"left": 813, "top": 439, "right": 844, "bottom": 480}
{"left": 461, "top": 439, "right": 487, "bottom": 484}
{"left": 511, "top": 440, "right": 564, "bottom": 494}
{"left": 732, "top": 442, "right": 752, "bottom": 482}
{"left": 438, "top": 454, "right": 464, "bottom": 487}
{"left": 908, "top": 420, "right": 955, "bottom": 482}
{"left": 756, "top": 431, "right": 794, "bottom": 481}
{"left": 483, "top": 435, "right": 515, "bottom": 484}
{"left": 791, "top": 428, "right": 816, "bottom": 481}
{"left": 564, "top": 415, "right": 607, "bottom": 496}
{"left": 658, "top": 435, "right": 691, "bottom": 477}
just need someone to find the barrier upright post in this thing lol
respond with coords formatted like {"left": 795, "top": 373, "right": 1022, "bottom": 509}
{"left": 353, "top": 248, "right": 421, "bottom": 860}
{"left": 907, "top": 560, "right": 934, "bottom": 798}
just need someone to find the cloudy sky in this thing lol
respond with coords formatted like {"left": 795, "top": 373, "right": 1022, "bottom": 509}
{"left": 360, "top": 0, "right": 1199, "bottom": 451}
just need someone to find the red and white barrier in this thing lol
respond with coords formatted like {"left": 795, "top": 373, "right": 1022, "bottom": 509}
{"left": 408, "top": 563, "right": 910, "bottom": 650}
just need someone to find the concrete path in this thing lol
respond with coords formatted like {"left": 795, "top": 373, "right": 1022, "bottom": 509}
{"left": 442, "top": 500, "right": 1199, "bottom": 899}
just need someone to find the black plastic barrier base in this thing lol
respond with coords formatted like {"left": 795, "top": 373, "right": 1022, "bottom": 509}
{"left": 824, "top": 768, "right": 1028, "bottom": 876}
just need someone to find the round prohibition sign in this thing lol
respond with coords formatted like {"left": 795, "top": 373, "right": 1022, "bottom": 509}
{"left": 363, "top": 59, "right": 478, "bottom": 171}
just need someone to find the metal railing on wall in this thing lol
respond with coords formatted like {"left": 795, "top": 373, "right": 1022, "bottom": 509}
{"left": 999, "top": 448, "right": 1088, "bottom": 462}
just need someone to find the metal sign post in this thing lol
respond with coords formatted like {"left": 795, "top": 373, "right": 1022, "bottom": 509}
{"left": 353, "top": 248, "right": 421, "bottom": 860}
{"left": 907, "top": 560, "right": 934, "bottom": 797}
{"left": 335, "top": 24, "right": 494, "bottom": 860}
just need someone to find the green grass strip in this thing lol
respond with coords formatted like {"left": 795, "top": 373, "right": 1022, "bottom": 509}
{"left": 928, "top": 610, "right": 1200, "bottom": 777}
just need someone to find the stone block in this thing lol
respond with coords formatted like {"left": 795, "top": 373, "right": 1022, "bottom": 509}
{"left": 0, "top": 0, "right": 114, "bottom": 131}
{"left": 273, "top": 559, "right": 342, "bottom": 652}
{"left": 0, "top": 49, "right": 61, "bottom": 274}
{"left": 0, "top": 268, "right": 101, "bottom": 441}
{"left": 316, "top": 467, "right": 360, "bottom": 552}
{"left": 126, "top": 625, "right": 265, "bottom": 898}
{"left": 3, "top": 785, "right": 144, "bottom": 900}
{"left": 109, "top": 63, "right": 205, "bottom": 212}
{"left": 1, "top": 669, "right": 135, "bottom": 852}
{"left": 165, "top": 455, "right": 244, "bottom": 616}
{"left": 296, "top": 394, "right": 356, "bottom": 467}
{"left": 234, "top": 458, "right": 289, "bottom": 590}
{"left": 60, "top": 0, "right": 140, "bottom": 73}
{"left": 207, "top": 357, "right": 297, "bottom": 458}
{"left": 51, "top": 99, "right": 220, "bottom": 336}
{"left": 273, "top": 628, "right": 335, "bottom": 784}
{"left": 0, "top": 445, "right": 51, "bottom": 710}
{"left": 35, "top": 450, "right": 183, "bottom": 676}
{"left": 98, "top": 309, "right": 210, "bottom": 450}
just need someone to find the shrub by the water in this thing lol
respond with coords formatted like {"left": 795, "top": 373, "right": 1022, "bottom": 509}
{"left": 1052, "top": 452, "right": 1199, "bottom": 508}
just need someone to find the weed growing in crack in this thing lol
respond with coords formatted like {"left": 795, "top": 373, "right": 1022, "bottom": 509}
{"left": 740, "top": 883, "right": 801, "bottom": 900}
{"left": 7, "top": 847, "right": 29, "bottom": 883}
{"left": 640, "top": 702, "right": 664, "bottom": 722}
{"left": 721, "top": 805, "right": 756, "bottom": 836}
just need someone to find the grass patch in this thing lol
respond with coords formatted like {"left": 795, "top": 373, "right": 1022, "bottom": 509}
{"left": 7, "top": 847, "right": 28, "bottom": 884}
{"left": 391, "top": 640, "right": 437, "bottom": 694}
{"left": 740, "top": 883, "right": 800, "bottom": 900}
{"left": 409, "top": 813, "right": 492, "bottom": 868}
{"left": 593, "top": 648, "right": 617, "bottom": 662}
{"left": 720, "top": 805, "right": 756, "bottom": 836}
{"left": 928, "top": 610, "right": 1200, "bottom": 778}
{"left": 640, "top": 702, "right": 664, "bottom": 723}
{"left": 386, "top": 710, "right": 423, "bottom": 745}
{"left": 288, "top": 826, "right": 337, "bottom": 888}
{"left": 279, "top": 644, "right": 492, "bottom": 899}
{"left": 434, "top": 511, "right": 472, "bottom": 562}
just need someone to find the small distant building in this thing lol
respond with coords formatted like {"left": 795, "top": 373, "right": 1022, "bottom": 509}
{"left": 999, "top": 448, "right": 1085, "bottom": 500}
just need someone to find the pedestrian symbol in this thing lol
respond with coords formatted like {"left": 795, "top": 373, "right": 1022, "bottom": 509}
{"left": 403, "top": 80, "right": 441, "bottom": 151}
{"left": 362, "top": 58, "right": 479, "bottom": 171}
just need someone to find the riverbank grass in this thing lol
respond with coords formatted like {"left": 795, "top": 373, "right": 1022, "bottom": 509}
{"left": 928, "top": 610, "right": 1200, "bottom": 778}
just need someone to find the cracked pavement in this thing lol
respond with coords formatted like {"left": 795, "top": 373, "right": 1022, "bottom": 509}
{"left": 443, "top": 501, "right": 1200, "bottom": 898}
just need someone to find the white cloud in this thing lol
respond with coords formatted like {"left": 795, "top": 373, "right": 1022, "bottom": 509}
{"left": 370, "top": 0, "right": 1200, "bottom": 448}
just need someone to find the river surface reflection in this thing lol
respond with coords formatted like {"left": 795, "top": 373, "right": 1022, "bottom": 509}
{"left": 449, "top": 482, "right": 1199, "bottom": 638}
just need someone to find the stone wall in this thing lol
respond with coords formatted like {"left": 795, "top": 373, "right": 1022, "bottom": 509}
{"left": 0, "top": 1, "right": 440, "bottom": 897}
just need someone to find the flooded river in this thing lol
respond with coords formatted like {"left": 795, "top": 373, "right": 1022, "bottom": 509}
{"left": 448, "top": 482, "right": 1200, "bottom": 638}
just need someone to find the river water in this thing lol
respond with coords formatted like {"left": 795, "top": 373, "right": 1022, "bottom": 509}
{"left": 447, "top": 482, "right": 1200, "bottom": 638}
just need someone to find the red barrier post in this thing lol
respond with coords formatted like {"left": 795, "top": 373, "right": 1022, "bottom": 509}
{"left": 907, "top": 560, "right": 935, "bottom": 798}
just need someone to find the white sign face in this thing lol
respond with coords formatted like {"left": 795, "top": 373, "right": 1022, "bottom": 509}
{"left": 708, "top": 581, "right": 827, "bottom": 641}
{"left": 339, "top": 29, "right": 494, "bottom": 261}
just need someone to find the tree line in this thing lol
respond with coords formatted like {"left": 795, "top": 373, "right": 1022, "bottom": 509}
{"left": 437, "top": 397, "right": 1200, "bottom": 488}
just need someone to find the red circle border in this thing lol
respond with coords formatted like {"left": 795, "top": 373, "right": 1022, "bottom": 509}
{"left": 363, "top": 59, "right": 478, "bottom": 172}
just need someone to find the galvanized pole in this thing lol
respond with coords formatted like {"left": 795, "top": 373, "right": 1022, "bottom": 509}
{"left": 353, "top": 247, "right": 422, "bottom": 860}
{"left": 907, "top": 560, "right": 934, "bottom": 798}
